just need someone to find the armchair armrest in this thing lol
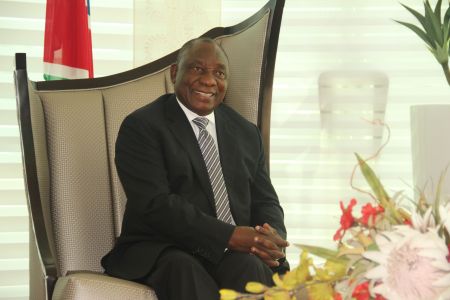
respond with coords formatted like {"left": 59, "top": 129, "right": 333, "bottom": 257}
{"left": 52, "top": 272, "right": 157, "bottom": 300}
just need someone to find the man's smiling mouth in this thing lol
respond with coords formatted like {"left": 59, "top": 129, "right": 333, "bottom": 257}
{"left": 194, "top": 90, "right": 215, "bottom": 97}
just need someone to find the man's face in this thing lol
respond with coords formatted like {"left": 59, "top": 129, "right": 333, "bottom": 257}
{"left": 170, "top": 41, "right": 229, "bottom": 116}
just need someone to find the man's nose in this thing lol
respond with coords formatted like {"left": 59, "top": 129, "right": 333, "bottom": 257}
{"left": 198, "top": 70, "right": 216, "bottom": 86}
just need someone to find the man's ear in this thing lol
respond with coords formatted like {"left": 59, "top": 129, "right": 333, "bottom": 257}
{"left": 170, "top": 64, "right": 177, "bottom": 84}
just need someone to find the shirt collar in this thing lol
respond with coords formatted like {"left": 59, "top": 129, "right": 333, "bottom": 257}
{"left": 176, "top": 96, "right": 216, "bottom": 126}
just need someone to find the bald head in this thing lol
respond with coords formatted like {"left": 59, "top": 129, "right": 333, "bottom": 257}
{"left": 176, "top": 37, "right": 229, "bottom": 67}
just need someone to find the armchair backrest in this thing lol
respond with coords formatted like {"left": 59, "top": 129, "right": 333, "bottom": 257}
{"left": 14, "top": 0, "right": 285, "bottom": 298}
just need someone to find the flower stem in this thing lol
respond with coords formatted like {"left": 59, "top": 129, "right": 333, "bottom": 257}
{"left": 441, "top": 62, "right": 450, "bottom": 86}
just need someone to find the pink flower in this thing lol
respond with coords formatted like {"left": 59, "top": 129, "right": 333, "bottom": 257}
{"left": 333, "top": 199, "right": 357, "bottom": 241}
{"left": 363, "top": 226, "right": 450, "bottom": 300}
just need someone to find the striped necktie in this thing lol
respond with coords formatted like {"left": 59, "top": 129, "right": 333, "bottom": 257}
{"left": 193, "top": 117, "right": 234, "bottom": 224}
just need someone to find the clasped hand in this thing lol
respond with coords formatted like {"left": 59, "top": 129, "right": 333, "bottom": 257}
{"left": 227, "top": 223, "right": 289, "bottom": 267}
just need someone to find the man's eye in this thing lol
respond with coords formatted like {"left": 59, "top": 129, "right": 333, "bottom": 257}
{"left": 192, "top": 66, "right": 203, "bottom": 73}
{"left": 215, "top": 71, "right": 226, "bottom": 79}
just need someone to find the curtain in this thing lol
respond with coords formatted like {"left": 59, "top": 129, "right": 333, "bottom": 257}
{"left": 133, "top": 0, "right": 221, "bottom": 66}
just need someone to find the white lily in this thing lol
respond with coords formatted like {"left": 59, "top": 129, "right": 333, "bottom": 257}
{"left": 411, "top": 206, "right": 436, "bottom": 232}
{"left": 439, "top": 203, "right": 450, "bottom": 233}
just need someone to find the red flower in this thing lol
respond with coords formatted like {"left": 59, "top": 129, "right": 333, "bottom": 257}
{"left": 352, "top": 281, "right": 370, "bottom": 300}
{"left": 360, "top": 203, "right": 384, "bottom": 227}
{"left": 333, "top": 198, "right": 357, "bottom": 241}
{"left": 403, "top": 218, "right": 412, "bottom": 226}
{"left": 333, "top": 293, "right": 343, "bottom": 300}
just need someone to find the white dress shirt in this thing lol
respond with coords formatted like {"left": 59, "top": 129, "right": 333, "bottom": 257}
{"left": 176, "top": 98, "right": 219, "bottom": 150}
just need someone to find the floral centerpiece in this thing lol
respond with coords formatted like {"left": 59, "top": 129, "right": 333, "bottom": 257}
{"left": 220, "top": 152, "right": 450, "bottom": 300}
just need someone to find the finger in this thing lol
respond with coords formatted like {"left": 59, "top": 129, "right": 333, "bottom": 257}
{"left": 252, "top": 244, "right": 285, "bottom": 260}
{"left": 263, "top": 223, "right": 276, "bottom": 234}
{"left": 259, "top": 224, "right": 290, "bottom": 247}
{"left": 269, "top": 233, "right": 290, "bottom": 248}
{"left": 250, "top": 247, "right": 280, "bottom": 267}
{"left": 255, "top": 225, "right": 290, "bottom": 248}
{"left": 255, "top": 236, "right": 279, "bottom": 250}
{"left": 262, "top": 258, "right": 280, "bottom": 268}
{"left": 255, "top": 225, "right": 272, "bottom": 236}
{"left": 277, "top": 239, "right": 290, "bottom": 248}
{"left": 250, "top": 246, "right": 272, "bottom": 260}
{"left": 257, "top": 234, "right": 289, "bottom": 248}
{"left": 255, "top": 224, "right": 277, "bottom": 235}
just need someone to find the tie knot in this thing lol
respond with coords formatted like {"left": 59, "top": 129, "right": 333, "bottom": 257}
{"left": 193, "top": 117, "right": 209, "bottom": 130}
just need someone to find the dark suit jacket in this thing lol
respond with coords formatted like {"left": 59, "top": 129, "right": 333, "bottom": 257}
{"left": 101, "top": 94, "right": 286, "bottom": 280}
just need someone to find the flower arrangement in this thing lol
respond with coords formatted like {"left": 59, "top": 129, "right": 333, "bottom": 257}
{"left": 220, "top": 153, "right": 450, "bottom": 300}
{"left": 395, "top": 0, "right": 450, "bottom": 85}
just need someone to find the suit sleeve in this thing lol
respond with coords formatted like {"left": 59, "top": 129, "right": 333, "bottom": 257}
{"left": 249, "top": 127, "right": 287, "bottom": 240}
{"left": 116, "top": 114, "right": 235, "bottom": 264}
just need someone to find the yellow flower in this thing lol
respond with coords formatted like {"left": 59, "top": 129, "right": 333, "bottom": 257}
{"left": 246, "top": 281, "right": 268, "bottom": 293}
{"left": 295, "top": 251, "right": 313, "bottom": 283}
{"left": 306, "top": 283, "right": 335, "bottom": 300}
{"left": 323, "top": 260, "right": 346, "bottom": 281}
{"left": 219, "top": 289, "right": 240, "bottom": 300}
{"left": 264, "top": 290, "right": 291, "bottom": 300}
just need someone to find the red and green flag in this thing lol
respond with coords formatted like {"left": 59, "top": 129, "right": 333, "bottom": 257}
{"left": 43, "top": 0, "right": 93, "bottom": 80}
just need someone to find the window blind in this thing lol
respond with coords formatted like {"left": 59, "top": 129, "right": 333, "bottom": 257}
{"left": 222, "top": 0, "right": 450, "bottom": 267}
{"left": 2, "top": 1, "right": 450, "bottom": 298}
{"left": 0, "top": 0, "right": 133, "bottom": 298}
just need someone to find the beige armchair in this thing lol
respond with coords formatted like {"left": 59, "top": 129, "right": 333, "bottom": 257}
{"left": 14, "top": 0, "right": 285, "bottom": 299}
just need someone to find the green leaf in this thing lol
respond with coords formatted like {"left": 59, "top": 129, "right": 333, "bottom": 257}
{"left": 354, "top": 153, "right": 404, "bottom": 224}
{"left": 433, "top": 42, "right": 450, "bottom": 63}
{"left": 444, "top": 21, "right": 450, "bottom": 42}
{"left": 425, "top": 0, "right": 444, "bottom": 45}
{"left": 354, "top": 153, "right": 390, "bottom": 206}
{"left": 422, "top": 1, "right": 439, "bottom": 43}
{"left": 433, "top": 165, "right": 449, "bottom": 224}
{"left": 367, "top": 242, "right": 380, "bottom": 252}
{"left": 444, "top": 5, "right": 450, "bottom": 28}
{"left": 434, "top": 0, "right": 443, "bottom": 22}
{"left": 394, "top": 20, "right": 435, "bottom": 48}
{"left": 444, "top": 5, "right": 450, "bottom": 58}
{"left": 348, "top": 260, "right": 373, "bottom": 280}
{"left": 400, "top": 3, "right": 429, "bottom": 31}
{"left": 295, "top": 244, "right": 349, "bottom": 263}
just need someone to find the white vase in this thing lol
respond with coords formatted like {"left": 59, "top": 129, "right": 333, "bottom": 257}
{"left": 410, "top": 104, "right": 450, "bottom": 202}
{"left": 318, "top": 71, "right": 389, "bottom": 150}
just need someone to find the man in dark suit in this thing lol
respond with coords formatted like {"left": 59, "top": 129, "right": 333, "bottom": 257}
{"left": 102, "top": 37, "right": 289, "bottom": 300}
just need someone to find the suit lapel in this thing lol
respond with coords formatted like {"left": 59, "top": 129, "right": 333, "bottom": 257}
{"left": 164, "top": 95, "right": 216, "bottom": 209}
